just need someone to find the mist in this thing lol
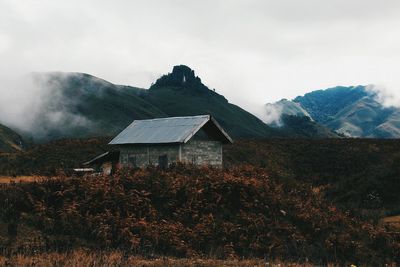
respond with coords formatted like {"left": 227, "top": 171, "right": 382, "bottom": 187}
{"left": 367, "top": 84, "right": 400, "bottom": 109}
{"left": 1, "top": 0, "right": 400, "bottom": 132}
{"left": 0, "top": 73, "right": 95, "bottom": 138}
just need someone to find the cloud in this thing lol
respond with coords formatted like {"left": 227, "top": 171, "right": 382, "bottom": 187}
{"left": 366, "top": 84, "right": 400, "bottom": 108}
{"left": 1, "top": 0, "right": 400, "bottom": 129}
{"left": 0, "top": 73, "right": 94, "bottom": 139}
{"left": 263, "top": 104, "right": 284, "bottom": 126}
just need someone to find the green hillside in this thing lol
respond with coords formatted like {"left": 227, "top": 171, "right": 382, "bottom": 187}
{"left": 29, "top": 72, "right": 167, "bottom": 141}
{"left": 16, "top": 66, "right": 343, "bottom": 142}
{"left": 293, "top": 86, "right": 369, "bottom": 123}
{"left": 144, "top": 65, "right": 276, "bottom": 138}
{"left": 0, "top": 124, "right": 24, "bottom": 153}
{"left": 22, "top": 67, "right": 279, "bottom": 141}
{"left": 279, "top": 115, "right": 340, "bottom": 138}
{"left": 325, "top": 97, "right": 389, "bottom": 137}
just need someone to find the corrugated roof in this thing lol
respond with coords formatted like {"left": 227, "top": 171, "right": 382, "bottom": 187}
{"left": 109, "top": 115, "right": 232, "bottom": 145}
{"left": 83, "top": 151, "right": 120, "bottom": 165}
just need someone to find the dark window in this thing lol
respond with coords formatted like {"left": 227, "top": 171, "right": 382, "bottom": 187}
{"left": 158, "top": 154, "right": 168, "bottom": 169}
{"left": 128, "top": 155, "right": 137, "bottom": 167}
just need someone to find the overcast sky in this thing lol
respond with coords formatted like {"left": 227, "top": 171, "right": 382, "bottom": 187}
{"left": 1, "top": 0, "right": 400, "bottom": 116}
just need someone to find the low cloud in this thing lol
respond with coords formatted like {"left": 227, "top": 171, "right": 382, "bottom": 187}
{"left": 366, "top": 84, "right": 400, "bottom": 108}
{"left": 0, "top": 73, "right": 94, "bottom": 139}
{"left": 263, "top": 104, "right": 284, "bottom": 126}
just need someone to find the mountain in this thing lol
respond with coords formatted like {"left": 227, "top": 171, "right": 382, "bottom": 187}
{"left": 144, "top": 65, "right": 276, "bottom": 138}
{"left": 26, "top": 72, "right": 167, "bottom": 140}
{"left": 264, "top": 99, "right": 312, "bottom": 126}
{"left": 279, "top": 115, "right": 340, "bottom": 138}
{"left": 263, "top": 99, "right": 339, "bottom": 138}
{"left": 266, "top": 86, "right": 400, "bottom": 138}
{"left": 18, "top": 66, "right": 278, "bottom": 141}
{"left": 293, "top": 86, "right": 369, "bottom": 124}
{"left": 0, "top": 123, "right": 24, "bottom": 152}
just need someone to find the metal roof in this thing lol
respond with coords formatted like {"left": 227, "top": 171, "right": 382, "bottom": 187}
{"left": 83, "top": 151, "right": 120, "bottom": 165}
{"left": 109, "top": 115, "right": 232, "bottom": 145}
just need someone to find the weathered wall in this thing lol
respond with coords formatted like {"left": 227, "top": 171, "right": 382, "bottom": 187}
{"left": 119, "top": 144, "right": 180, "bottom": 168}
{"left": 149, "top": 145, "right": 180, "bottom": 166}
{"left": 118, "top": 140, "right": 223, "bottom": 168}
{"left": 181, "top": 140, "right": 222, "bottom": 167}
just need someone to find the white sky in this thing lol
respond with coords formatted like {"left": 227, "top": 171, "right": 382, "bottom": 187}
{"left": 1, "top": 0, "right": 400, "bottom": 117}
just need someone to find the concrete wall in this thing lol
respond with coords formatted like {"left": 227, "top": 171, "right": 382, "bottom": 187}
{"left": 181, "top": 140, "right": 222, "bottom": 167}
{"left": 119, "top": 144, "right": 180, "bottom": 168}
{"left": 118, "top": 140, "right": 223, "bottom": 168}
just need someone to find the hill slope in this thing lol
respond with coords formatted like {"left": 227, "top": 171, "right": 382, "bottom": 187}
{"left": 0, "top": 124, "right": 24, "bottom": 153}
{"left": 18, "top": 67, "right": 279, "bottom": 141}
{"left": 25, "top": 72, "right": 168, "bottom": 141}
{"left": 279, "top": 115, "right": 340, "bottom": 138}
{"left": 10, "top": 66, "right": 343, "bottom": 141}
{"left": 266, "top": 86, "right": 400, "bottom": 138}
{"left": 144, "top": 65, "right": 276, "bottom": 138}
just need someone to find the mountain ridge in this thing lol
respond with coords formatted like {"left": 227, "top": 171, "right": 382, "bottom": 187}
{"left": 5, "top": 66, "right": 282, "bottom": 142}
{"left": 266, "top": 85, "right": 400, "bottom": 138}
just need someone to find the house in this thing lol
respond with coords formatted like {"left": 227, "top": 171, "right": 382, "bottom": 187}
{"left": 109, "top": 115, "right": 233, "bottom": 168}
{"left": 83, "top": 115, "right": 233, "bottom": 173}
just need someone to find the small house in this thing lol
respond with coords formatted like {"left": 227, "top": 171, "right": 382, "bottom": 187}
{"left": 83, "top": 115, "right": 232, "bottom": 173}
{"left": 109, "top": 115, "right": 233, "bottom": 168}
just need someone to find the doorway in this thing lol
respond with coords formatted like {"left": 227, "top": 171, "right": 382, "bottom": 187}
{"left": 158, "top": 154, "right": 168, "bottom": 169}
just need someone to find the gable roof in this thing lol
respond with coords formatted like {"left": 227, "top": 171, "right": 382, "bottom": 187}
{"left": 109, "top": 115, "right": 233, "bottom": 145}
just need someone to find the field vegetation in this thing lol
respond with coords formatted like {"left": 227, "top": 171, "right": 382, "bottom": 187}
{"left": 0, "top": 250, "right": 327, "bottom": 267}
{"left": 0, "top": 138, "right": 400, "bottom": 264}
{"left": 0, "top": 166, "right": 399, "bottom": 265}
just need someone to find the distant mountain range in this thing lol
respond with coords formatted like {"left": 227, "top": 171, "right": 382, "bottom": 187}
{"left": 2, "top": 66, "right": 399, "bottom": 151}
{"left": 2, "top": 65, "right": 282, "bottom": 145}
{"left": 266, "top": 86, "right": 400, "bottom": 138}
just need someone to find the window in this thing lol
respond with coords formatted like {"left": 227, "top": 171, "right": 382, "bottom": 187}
{"left": 158, "top": 154, "right": 168, "bottom": 169}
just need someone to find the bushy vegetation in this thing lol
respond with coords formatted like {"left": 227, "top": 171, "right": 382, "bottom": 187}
{"left": 0, "top": 250, "right": 291, "bottom": 267}
{"left": 225, "top": 139, "right": 400, "bottom": 217}
{"left": 1, "top": 138, "right": 400, "bottom": 263}
{"left": 2, "top": 137, "right": 400, "bottom": 216}
{"left": 0, "top": 138, "right": 109, "bottom": 176}
{"left": 0, "top": 166, "right": 398, "bottom": 264}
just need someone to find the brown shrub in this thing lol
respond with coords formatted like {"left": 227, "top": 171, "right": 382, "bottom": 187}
{"left": 0, "top": 165, "right": 398, "bottom": 264}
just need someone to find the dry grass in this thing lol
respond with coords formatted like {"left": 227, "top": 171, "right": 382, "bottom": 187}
{"left": 0, "top": 250, "right": 344, "bottom": 267}
{"left": 382, "top": 215, "right": 400, "bottom": 232}
{"left": 0, "top": 176, "right": 44, "bottom": 184}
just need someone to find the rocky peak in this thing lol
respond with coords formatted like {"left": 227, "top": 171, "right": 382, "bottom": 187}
{"left": 171, "top": 65, "right": 196, "bottom": 82}
{"left": 150, "top": 65, "right": 209, "bottom": 92}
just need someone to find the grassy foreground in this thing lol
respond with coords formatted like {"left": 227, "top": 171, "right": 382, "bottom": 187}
{"left": 0, "top": 250, "right": 347, "bottom": 267}
{"left": 1, "top": 165, "right": 399, "bottom": 265}
{"left": 0, "top": 176, "right": 43, "bottom": 184}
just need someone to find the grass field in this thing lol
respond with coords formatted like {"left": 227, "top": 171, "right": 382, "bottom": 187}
{"left": 0, "top": 176, "right": 43, "bottom": 184}
{"left": 382, "top": 215, "right": 400, "bottom": 232}
{"left": 0, "top": 250, "right": 344, "bottom": 267}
